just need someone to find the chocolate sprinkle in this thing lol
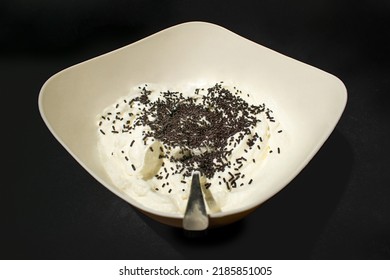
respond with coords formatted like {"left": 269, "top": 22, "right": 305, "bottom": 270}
{"left": 132, "top": 83, "right": 269, "bottom": 179}
{"left": 98, "top": 82, "right": 281, "bottom": 193}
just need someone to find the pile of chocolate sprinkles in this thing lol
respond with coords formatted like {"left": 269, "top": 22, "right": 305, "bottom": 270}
{"left": 99, "top": 82, "right": 281, "bottom": 192}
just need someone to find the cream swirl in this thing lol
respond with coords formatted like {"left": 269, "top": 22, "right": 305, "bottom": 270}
{"left": 97, "top": 82, "right": 283, "bottom": 214}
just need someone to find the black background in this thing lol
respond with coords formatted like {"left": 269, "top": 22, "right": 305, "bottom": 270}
{"left": 3, "top": 0, "right": 390, "bottom": 259}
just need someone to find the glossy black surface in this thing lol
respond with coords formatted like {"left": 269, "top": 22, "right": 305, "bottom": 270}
{"left": 3, "top": 0, "right": 390, "bottom": 259}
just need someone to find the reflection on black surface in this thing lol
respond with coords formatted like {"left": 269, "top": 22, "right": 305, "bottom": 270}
{"left": 137, "top": 129, "right": 354, "bottom": 259}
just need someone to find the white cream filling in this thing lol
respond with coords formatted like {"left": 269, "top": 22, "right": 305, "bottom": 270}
{"left": 97, "top": 82, "right": 284, "bottom": 214}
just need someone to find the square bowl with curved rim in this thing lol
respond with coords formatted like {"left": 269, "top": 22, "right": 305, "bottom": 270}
{"left": 38, "top": 21, "right": 347, "bottom": 228}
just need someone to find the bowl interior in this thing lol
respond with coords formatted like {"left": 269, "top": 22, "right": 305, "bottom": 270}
{"left": 38, "top": 21, "right": 347, "bottom": 224}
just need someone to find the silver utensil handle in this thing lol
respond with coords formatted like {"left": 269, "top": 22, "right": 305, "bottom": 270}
{"left": 183, "top": 172, "right": 209, "bottom": 231}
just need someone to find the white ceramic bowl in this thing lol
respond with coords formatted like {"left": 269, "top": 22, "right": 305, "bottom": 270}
{"left": 38, "top": 21, "right": 347, "bottom": 228}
